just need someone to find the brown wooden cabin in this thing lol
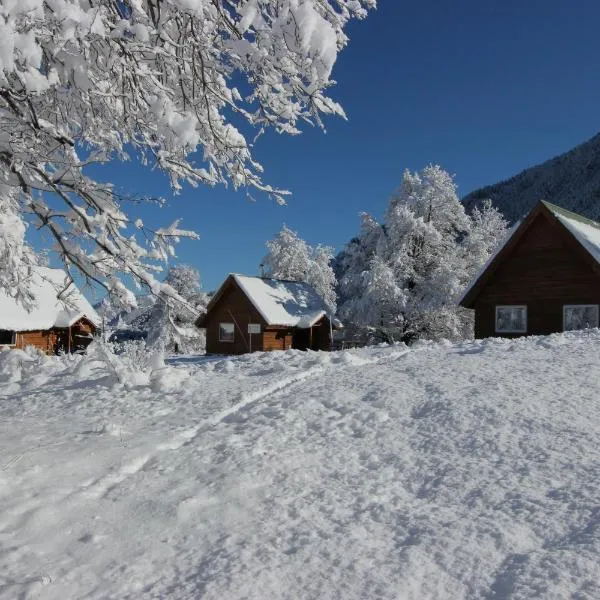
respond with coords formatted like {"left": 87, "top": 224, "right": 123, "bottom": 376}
{"left": 0, "top": 267, "right": 100, "bottom": 354}
{"left": 196, "top": 274, "right": 341, "bottom": 355}
{"left": 460, "top": 200, "right": 600, "bottom": 338}
{"left": 1, "top": 317, "right": 97, "bottom": 354}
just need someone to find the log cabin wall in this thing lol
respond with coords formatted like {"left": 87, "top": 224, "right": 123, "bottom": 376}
{"left": 14, "top": 330, "right": 56, "bottom": 353}
{"left": 262, "top": 329, "right": 294, "bottom": 351}
{"left": 204, "top": 282, "right": 267, "bottom": 355}
{"left": 474, "top": 212, "right": 600, "bottom": 338}
{"left": 7, "top": 319, "right": 97, "bottom": 354}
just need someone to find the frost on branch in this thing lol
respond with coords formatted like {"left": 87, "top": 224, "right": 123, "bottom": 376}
{"left": 0, "top": 185, "right": 39, "bottom": 307}
{"left": 0, "top": 0, "right": 374, "bottom": 304}
{"left": 263, "top": 225, "right": 337, "bottom": 313}
{"left": 146, "top": 264, "right": 209, "bottom": 354}
{"left": 337, "top": 166, "right": 509, "bottom": 342}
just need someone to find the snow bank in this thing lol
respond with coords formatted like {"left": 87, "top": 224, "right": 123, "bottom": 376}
{"left": 2, "top": 332, "right": 600, "bottom": 598}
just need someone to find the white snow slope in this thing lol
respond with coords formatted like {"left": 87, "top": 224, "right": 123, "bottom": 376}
{"left": 2, "top": 332, "right": 600, "bottom": 599}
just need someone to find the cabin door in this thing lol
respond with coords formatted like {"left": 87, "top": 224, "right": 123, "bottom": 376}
{"left": 292, "top": 328, "right": 310, "bottom": 351}
{"left": 292, "top": 327, "right": 325, "bottom": 351}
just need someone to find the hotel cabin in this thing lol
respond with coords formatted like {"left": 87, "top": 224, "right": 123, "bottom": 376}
{"left": 0, "top": 267, "right": 100, "bottom": 354}
{"left": 197, "top": 274, "right": 341, "bottom": 355}
{"left": 460, "top": 200, "right": 600, "bottom": 338}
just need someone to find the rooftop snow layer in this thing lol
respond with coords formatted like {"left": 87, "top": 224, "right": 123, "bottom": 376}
{"left": 0, "top": 267, "right": 100, "bottom": 331}
{"left": 544, "top": 200, "right": 600, "bottom": 264}
{"left": 233, "top": 274, "right": 331, "bottom": 327}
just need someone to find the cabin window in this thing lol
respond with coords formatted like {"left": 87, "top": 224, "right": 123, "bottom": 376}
{"left": 563, "top": 305, "right": 599, "bottom": 331}
{"left": 219, "top": 323, "right": 235, "bottom": 342}
{"left": 495, "top": 306, "right": 527, "bottom": 333}
{"left": 0, "top": 330, "right": 16, "bottom": 345}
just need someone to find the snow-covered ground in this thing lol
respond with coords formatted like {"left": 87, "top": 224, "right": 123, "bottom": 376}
{"left": 2, "top": 332, "right": 600, "bottom": 599}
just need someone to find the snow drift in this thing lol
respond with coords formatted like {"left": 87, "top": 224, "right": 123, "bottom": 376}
{"left": 1, "top": 332, "right": 600, "bottom": 599}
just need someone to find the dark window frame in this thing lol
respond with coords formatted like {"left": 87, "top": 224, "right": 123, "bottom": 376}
{"left": 0, "top": 330, "right": 16, "bottom": 345}
{"left": 218, "top": 322, "right": 235, "bottom": 343}
{"left": 495, "top": 305, "right": 527, "bottom": 334}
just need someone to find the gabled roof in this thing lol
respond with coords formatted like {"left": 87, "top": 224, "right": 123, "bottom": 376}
{"left": 0, "top": 267, "right": 101, "bottom": 332}
{"left": 459, "top": 200, "right": 600, "bottom": 308}
{"left": 200, "top": 274, "right": 338, "bottom": 329}
{"left": 545, "top": 201, "right": 600, "bottom": 264}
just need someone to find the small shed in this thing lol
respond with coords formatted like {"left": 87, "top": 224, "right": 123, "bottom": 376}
{"left": 460, "top": 200, "right": 600, "bottom": 338}
{"left": 196, "top": 274, "right": 341, "bottom": 354}
{"left": 0, "top": 267, "right": 100, "bottom": 353}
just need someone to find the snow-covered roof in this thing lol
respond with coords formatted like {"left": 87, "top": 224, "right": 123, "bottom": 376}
{"left": 0, "top": 267, "right": 101, "bottom": 332}
{"left": 460, "top": 200, "right": 600, "bottom": 308}
{"left": 232, "top": 274, "right": 333, "bottom": 328}
{"left": 544, "top": 201, "right": 600, "bottom": 265}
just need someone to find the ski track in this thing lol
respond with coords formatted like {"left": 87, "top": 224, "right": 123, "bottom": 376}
{"left": 79, "top": 347, "right": 413, "bottom": 503}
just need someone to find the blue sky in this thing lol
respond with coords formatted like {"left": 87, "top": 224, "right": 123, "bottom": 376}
{"left": 40, "top": 1, "right": 600, "bottom": 293}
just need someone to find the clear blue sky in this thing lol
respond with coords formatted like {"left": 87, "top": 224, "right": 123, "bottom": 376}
{"left": 43, "top": 0, "right": 600, "bottom": 293}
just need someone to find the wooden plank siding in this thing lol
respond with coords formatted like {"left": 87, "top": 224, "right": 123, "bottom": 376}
{"left": 201, "top": 276, "right": 335, "bottom": 355}
{"left": 13, "top": 330, "right": 56, "bottom": 353}
{"left": 204, "top": 281, "right": 267, "bottom": 355}
{"left": 262, "top": 329, "right": 294, "bottom": 352}
{"left": 2, "top": 318, "right": 97, "bottom": 354}
{"left": 473, "top": 211, "right": 600, "bottom": 338}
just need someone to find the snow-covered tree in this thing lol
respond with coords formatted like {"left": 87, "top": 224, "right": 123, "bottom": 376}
{"left": 0, "top": 0, "right": 374, "bottom": 305}
{"left": 263, "top": 226, "right": 312, "bottom": 282}
{"left": 338, "top": 166, "right": 509, "bottom": 342}
{"left": 462, "top": 199, "right": 509, "bottom": 276}
{"left": 263, "top": 225, "right": 337, "bottom": 313}
{"left": 0, "top": 186, "right": 40, "bottom": 309}
{"left": 335, "top": 212, "right": 382, "bottom": 308}
{"left": 146, "top": 264, "right": 208, "bottom": 353}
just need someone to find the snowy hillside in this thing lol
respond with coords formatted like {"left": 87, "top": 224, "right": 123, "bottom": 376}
{"left": 2, "top": 333, "right": 600, "bottom": 599}
{"left": 463, "top": 132, "right": 600, "bottom": 223}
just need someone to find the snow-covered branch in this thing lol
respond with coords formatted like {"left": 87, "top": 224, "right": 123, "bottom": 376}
{"left": 0, "top": 0, "right": 374, "bottom": 304}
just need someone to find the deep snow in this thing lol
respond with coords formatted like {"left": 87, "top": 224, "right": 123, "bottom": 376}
{"left": 1, "top": 333, "right": 600, "bottom": 599}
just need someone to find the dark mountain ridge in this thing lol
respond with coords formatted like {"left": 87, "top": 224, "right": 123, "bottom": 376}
{"left": 463, "top": 133, "right": 600, "bottom": 223}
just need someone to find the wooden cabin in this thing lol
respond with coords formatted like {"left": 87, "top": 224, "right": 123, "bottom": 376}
{"left": 460, "top": 200, "right": 600, "bottom": 338}
{"left": 196, "top": 274, "right": 341, "bottom": 355}
{"left": 0, "top": 267, "right": 100, "bottom": 354}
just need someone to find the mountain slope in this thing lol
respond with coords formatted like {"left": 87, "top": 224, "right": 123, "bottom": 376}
{"left": 463, "top": 133, "right": 600, "bottom": 223}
